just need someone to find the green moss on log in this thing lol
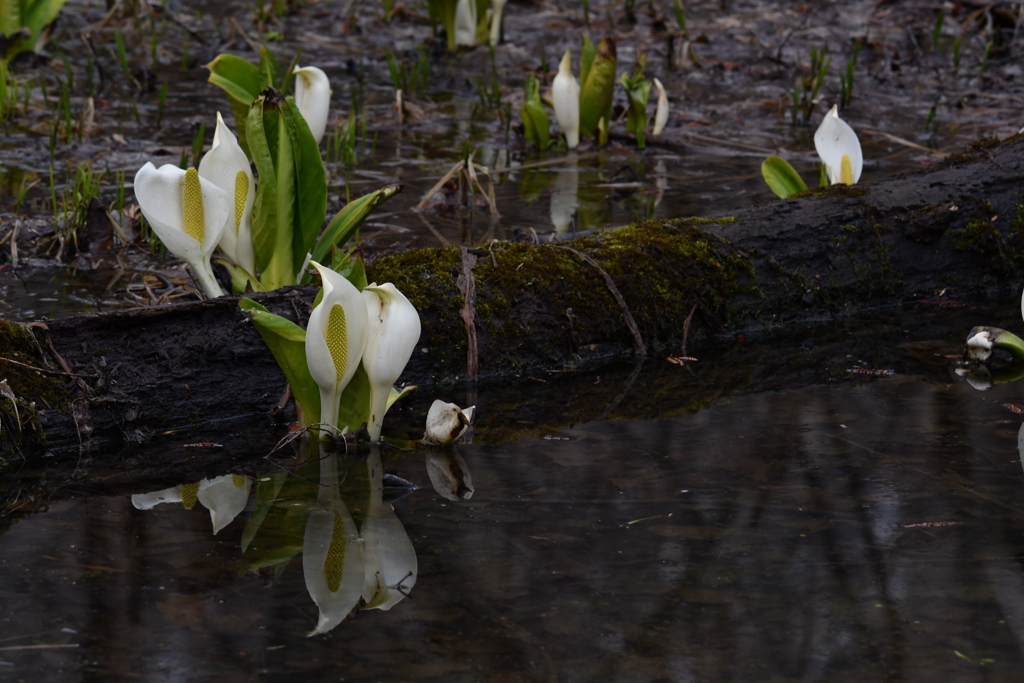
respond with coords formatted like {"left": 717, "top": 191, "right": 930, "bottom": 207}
{"left": 369, "top": 219, "right": 754, "bottom": 379}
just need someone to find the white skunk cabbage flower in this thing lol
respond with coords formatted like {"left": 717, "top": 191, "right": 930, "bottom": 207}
{"left": 361, "top": 446, "right": 417, "bottom": 610}
{"left": 652, "top": 78, "right": 669, "bottom": 136}
{"left": 454, "top": 0, "right": 478, "bottom": 46}
{"left": 966, "top": 330, "right": 994, "bottom": 361}
{"left": 134, "top": 162, "right": 229, "bottom": 298}
{"left": 306, "top": 261, "right": 369, "bottom": 433}
{"left": 131, "top": 475, "right": 252, "bottom": 535}
{"left": 550, "top": 166, "right": 579, "bottom": 233}
{"left": 1017, "top": 423, "right": 1024, "bottom": 475}
{"left": 294, "top": 65, "right": 331, "bottom": 144}
{"left": 552, "top": 49, "right": 580, "bottom": 149}
{"left": 198, "top": 112, "right": 256, "bottom": 277}
{"left": 362, "top": 283, "right": 422, "bottom": 441}
{"left": 489, "top": 0, "right": 507, "bottom": 46}
{"left": 423, "top": 400, "right": 475, "bottom": 445}
{"left": 303, "top": 448, "right": 365, "bottom": 635}
{"left": 813, "top": 104, "right": 863, "bottom": 186}
{"left": 425, "top": 448, "right": 474, "bottom": 501}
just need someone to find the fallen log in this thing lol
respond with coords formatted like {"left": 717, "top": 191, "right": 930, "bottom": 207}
{"left": 2, "top": 135, "right": 1023, "bottom": 454}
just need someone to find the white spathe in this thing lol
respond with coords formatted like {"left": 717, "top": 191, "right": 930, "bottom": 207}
{"left": 303, "top": 448, "right": 365, "bottom": 635}
{"left": 361, "top": 447, "right": 417, "bottom": 610}
{"left": 652, "top": 78, "right": 669, "bottom": 136}
{"left": 423, "top": 400, "right": 475, "bottom": 445}
{"left": 294, "top": 66, "right": 331, "bottom": 144}
{"left": 813, "top": 104, "right": 863, "bottom": 186}
{"left": 489, "top": 0, "right": 507, "bottom": 46}
{"left": 425, "top": 448, "right": 474, "bottom": 501}
{"left": 550, "top": 166, "right": 579, "bottom": 233}
{"left": 454, "top": 0, "right": 478, "bottom": 46}
{"left": 134, "top": 162, "right": 229, "bottom": 298}
{"left": 362, "top": 283, "right": 422, "bottom": 441}
{"left": 306, "top": 261, "right": 369, "bottom": 433}
{"left": 131, "top": 475, "right": 252, "bottom": 535}
{"left": 966, "top": 330, "right": 994, "bottom": 361}
{"left": 198, "top": 112, "right": 256, "bottom": 277}
{"left": 552, "top": 49, "right": 580, "bottom": 149}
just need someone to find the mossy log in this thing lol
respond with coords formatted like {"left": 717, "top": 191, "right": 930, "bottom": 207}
{"left": 2, "top": 135, "right": 1023, "bottom": 454}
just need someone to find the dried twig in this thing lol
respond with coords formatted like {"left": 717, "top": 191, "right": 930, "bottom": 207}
{"left": 556, "top": 246, "right": 647, "bottom": 357}
{"left": 458, "top": 247, "right": 479, "bottom": 378}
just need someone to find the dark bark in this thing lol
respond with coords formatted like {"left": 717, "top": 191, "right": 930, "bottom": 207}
{"left": 2, "top": 135, "right": 1023, "bottom": 454}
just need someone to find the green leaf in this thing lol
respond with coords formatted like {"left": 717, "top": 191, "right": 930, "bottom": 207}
{"left": 620, "top": 54, "right": 652, "bottom": 149}
{"left": 215, "top": 258, "right": 263, "bottom": 294}
{"left": 305, "top": 185, "right": 402, "bottom": 280}
{"left": 281, "top": 96, "right": 327, "bottom": 277}
{"left": 761, "top": 156, "right": 808, "bottom": 199}
{"left": 258, "top": 46, "right": 281, "bottom": 91}
{"left": 520, "top": 73, "right": 551, "bottom": 150}
{"left": 247, "top": 92, "right": 281, "bottom": 279}
{"left": 579, "top": 37, "right": 616, "bottom": 141}
{"left": 427, "top": 0, "right": 459, "bottom": 52}
{"left": 241, "top": 472, "right": 287, "bottom": 551}
{"left": 579, "top": 34, "right": 595, "bottom": 90}
{"left": 240, "top": 298, "right": 320, "bottom": 422}
{"left": 330, "top": 245, "right": 368, "bottom": 290}
{"left": 206, "top": 54, "right": 264, "bottom": 153}
{"left": 336, "top": 361, "right": 371, "bottom": 433}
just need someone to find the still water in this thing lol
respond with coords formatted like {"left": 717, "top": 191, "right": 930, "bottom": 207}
{"left": 3, "top": 332, "right": 1024, "bottom": 681}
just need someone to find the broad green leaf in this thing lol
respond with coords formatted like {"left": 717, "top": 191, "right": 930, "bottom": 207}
{"left": 241, "top": 472, "right": 286, "bottom": 551}
{"left": 281, "top": 95, "right": 327, "bottom": 277}
{"left": 520, "top": 73, "right": 550, "bottom": 150}
{"left": 336, "top": 361, "right": 371, "bottom": 433}
{"left": 579, "top": 37, "right": 616, "bottom": 141}
{"left": 579, "top": 34, "right": 595, "bottom": 90}
{"left": 387, "top": 384, "right": 417, "bottom": 411}
{"left": 761, "top": 156, "right": 808, "bottom": 199}
{"left": 206, "top": 53, "right": 263, "bottom": 152}
{"left": 305, "top": 185, "right": 402, "bottom": 279}
{"left": 247, "top": 93, "right": 281, "bottom": 277}
{"left": 23, "top": 0, "right": 64, "bottom": 39}
{"left": 240, "top": 297, "right": 320, "bottom": 422}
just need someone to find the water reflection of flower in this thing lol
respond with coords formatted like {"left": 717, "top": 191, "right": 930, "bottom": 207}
{"left": 131, "top": 474, "right": 252, "bottom": 535}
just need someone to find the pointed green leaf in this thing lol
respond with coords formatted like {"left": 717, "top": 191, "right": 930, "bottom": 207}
{"left": 579, "top": 34, "right": 595, "bottom": 90}
{"left": 761, "top": 156, "right": 808, "bottom": 199}
{"left": 330, "top": 245, "right": 368, "bottom": 290}
{"left": 620, "top": 55, "right": 652, "bottom": 149}
{"left": 304, "top": 185, "right": 402, "bottom": 281}
{"left": 281, "top": 95, "right": 327, "bottom": 277}
{"left": 240, "top": 297, "right": 320, "bottom": 422}
{"left": 206, "top": 54, "right": 264, "bottom": 153}
{"left": 259, "top": 46, "right": 281, "bottom": 90}
{"left": 520, "top": 73, "right": 551, "bottom": 150}
{"left": 579, "top": 37, "right": 616, "bottom": 140}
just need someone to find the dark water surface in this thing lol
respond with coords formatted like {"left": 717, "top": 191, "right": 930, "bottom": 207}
{"left": 3, "top": 353, "right": 1024, "bottom": 681}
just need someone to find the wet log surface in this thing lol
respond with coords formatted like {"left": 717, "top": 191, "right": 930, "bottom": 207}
{"left": 3, "top": 135, "right": 1024, "bottom": 454}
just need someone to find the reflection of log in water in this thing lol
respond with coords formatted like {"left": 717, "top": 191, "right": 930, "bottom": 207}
{"left": 3, "top": 136, "right": 1024, "bottom": 453}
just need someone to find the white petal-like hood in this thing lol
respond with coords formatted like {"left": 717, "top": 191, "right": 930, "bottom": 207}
{"left": 652, "top": 78, "right": 669, "bottom": 136}
{"left": 294, "top": 66, "right": 331, "bottom": 144}
{"left": 306, "top": 261, "right": 369, "bottom": 429}
{"left": 454, "top": 0, "right": 478, "bottom": 46}
{"left": 361, "top": 447, "right": 417, "bottom": 610}
{"left": 424, "top": 400, "right": 475, "bottom": 445}
{"left": 813, "top": 105, "right": 863, "bottom": 185}
{"left": 199, "top": 112, "right": 256, "bottom": 275}
{"left": 362, "top": 283, "right": 421, "bottom": 440}
{"left": 303, "top": 450, "right": 365, "bottom": 635}
{"left": 552, "top": 49, "right": 580, "bottom": 149}
{"left": 196, "top": 474, "right": 252, "bottom": 535}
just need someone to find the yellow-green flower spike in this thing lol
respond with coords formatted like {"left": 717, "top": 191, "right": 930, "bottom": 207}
{"left": 323, "top": 510, "right": 347, "bottom": 593}
{"left": 840, "top": 154, "right": 854, "bottom": 185}
{"left": 326, "top": 303, "right": 348, "bottom": 386}
{"left": 232, "top": 474, "right": 246, "bottom": 488}
{"left": 233, "top": 171, "right": 248, "bottom": 237}
{"left": 182, "top": 168, "right": 205, "bottom": 243}
{"left": 179, "top": 482, "right": 200, "bottom": 510}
